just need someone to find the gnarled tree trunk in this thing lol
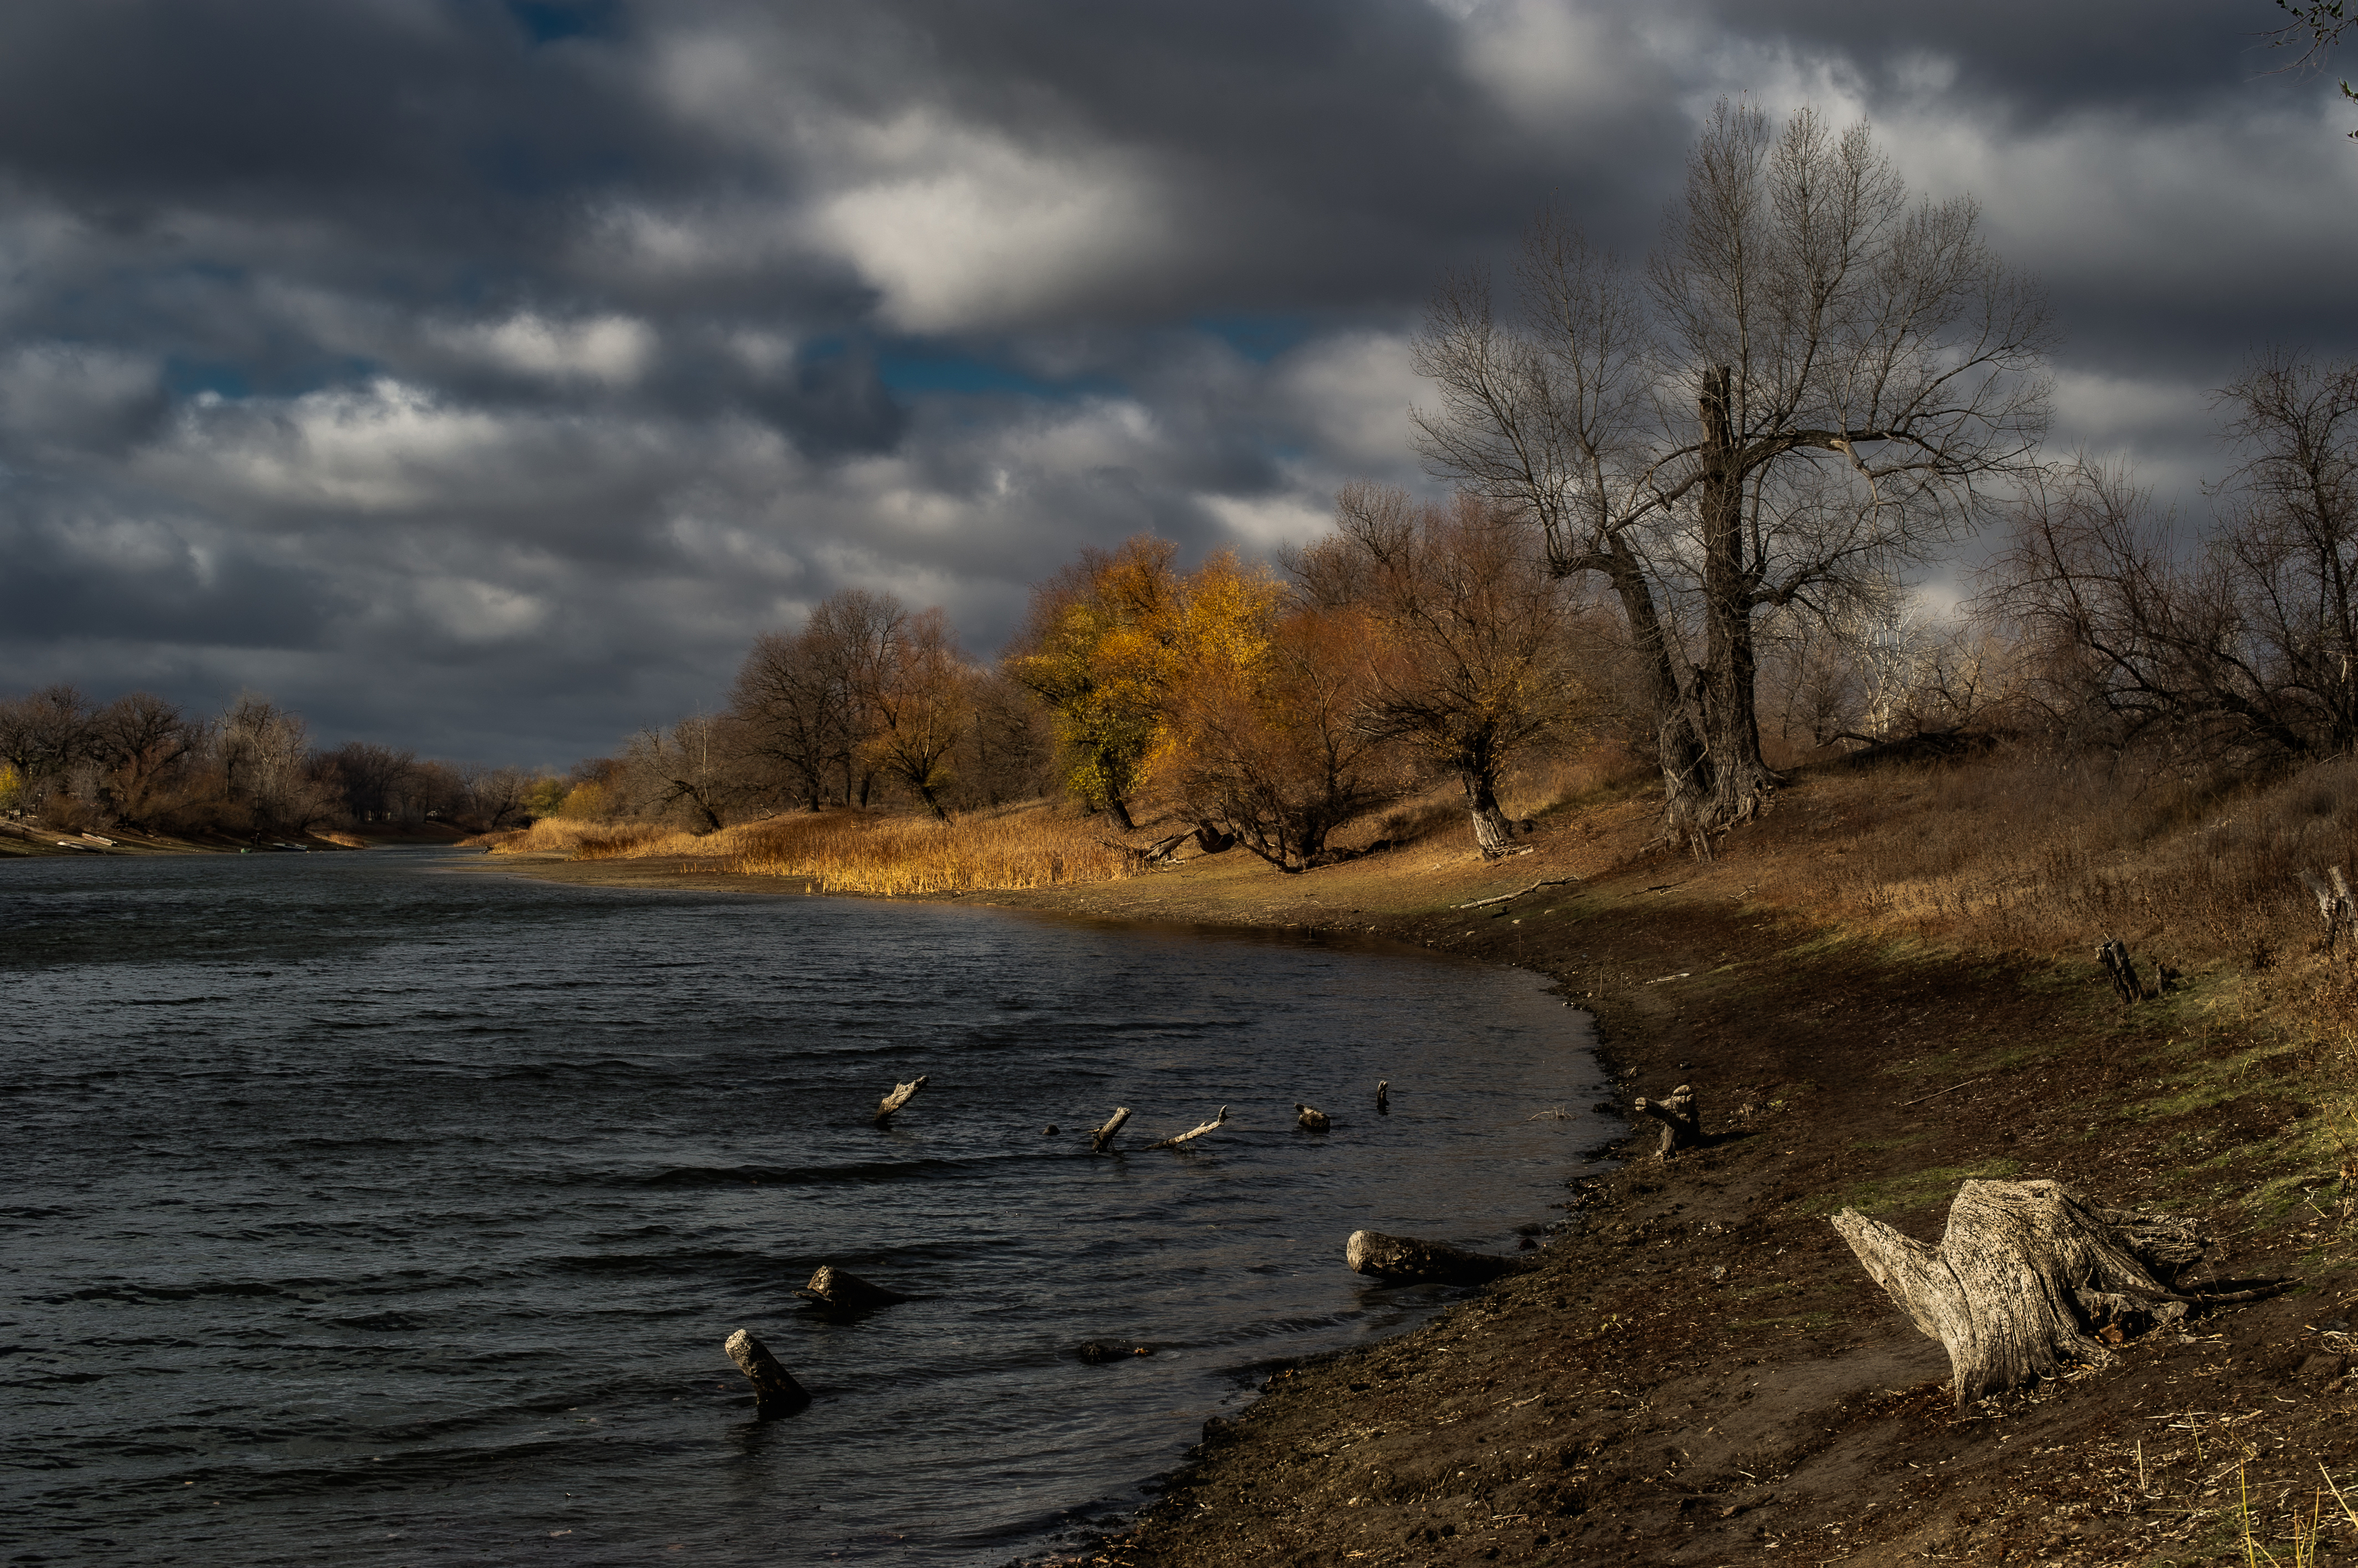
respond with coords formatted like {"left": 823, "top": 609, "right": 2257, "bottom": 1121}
{"left": 724, "top": 1328, "right": 812, "bottom": 1416}
{"left": 1633, "top": 1084, "right": 1699, "bottom": 1160}
{"left": 1833, "top": 1179, "right": 2206, "bottom": 1408}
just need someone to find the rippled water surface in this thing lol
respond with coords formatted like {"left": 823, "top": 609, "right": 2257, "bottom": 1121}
{"left": 0, "top": 849, "right": 1612, "bottom": 1565}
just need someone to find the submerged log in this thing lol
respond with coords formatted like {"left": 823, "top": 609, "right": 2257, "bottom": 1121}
{"left": 874, "top": 1074, "right": 928, "bottom": 1127}
{"left": 1345, "top": 1229, "right": 1529, "bottom": 1286}
{"left": 1074, "top": 1339, "right": 1155, "bottom": 1363}
{"left": 1632, "top": 1084, "right": 1698, "bottom": 1160}
{"left": 1145, "top": 1105, "right": 1228, "bottom": 1150}
{"left": 797, "top": 1264, "right": 910, "bottom": 1310}
{"left": 1089, "top": 1107, "right": 1133, "bottom": 1154}
{"left": 723, "top": 1328, "right": 812, "bottom": 1416}
{"left": 1295, "top": 1103, "right": 1331, "bottom": 1132}
{"left": 1833, "top": 1179, "right": 2212, "bottom": 1408}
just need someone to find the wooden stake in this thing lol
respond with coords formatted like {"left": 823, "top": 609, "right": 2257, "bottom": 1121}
{"left": 1088, "top": 1107, "right": 1132, "bottom": 1154}
{"left": 723, "top": 1328, "right": 811, "bottom": 1416}
{"left": 1376, "top": 1079, "right": 1390, "bottom": 1115}
{"left": 1145, "top": 1105, "right": 1228, "bottom": 1150}
{"left": 797, "top": 1264, "right": 910, "bottom": 1310}
{"left": 1632, "top": 1083, "right": 1699, "bottom": 1160}
{"left": 1345, "top": 1229, "right": 1529, "bottom": 1285}
{"left": 874, "top": 1074, "right": 927, "bottom": 1127}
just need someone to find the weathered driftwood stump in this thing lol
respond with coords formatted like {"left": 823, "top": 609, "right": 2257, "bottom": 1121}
{"left": 1376, "top": 1079, "right": 1391, "bottom": 1115}
{"left": 874, "top": 1074, "right": 927, "bottom": 1127}
{"left": 1296, "top": 1103, "right": 1331, "bottom": 1132}
{"left": 1346, "top": 1229, "right": 1529, "bottom": 1286}
{"left": 724, "top": 1328, "right": 812, "bottom": 1416}
{"left": 2301, "top": 866, "right": 2356, "bottom": 956}
{"left": 1145, "top": 1105, "right": 1227, "bottom": 1150}
{"left": 1833, "top": 1179, "right": 2209, "bottom": 1408}
{"left": 2096, "top": 939, "right": 2147, "bottom": 1005}
{"left": 1632, "top": 1084, "right": 1698, "bottom": 1160}
{"left": 797, "top": 1264, "right": 909, "bottom": 1310}
{"left": 1088, "top": 1107, "right": 1132, "bottom": 1154}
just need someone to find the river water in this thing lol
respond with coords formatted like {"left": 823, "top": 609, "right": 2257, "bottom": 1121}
{"left": 0, "top": 847, "right": 1612, "bottom": 1565}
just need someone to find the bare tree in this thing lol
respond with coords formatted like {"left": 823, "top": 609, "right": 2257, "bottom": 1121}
{"left": 624, "top": 714, "right": 746, "bottom": 832}
{"left": 0, "top": 685, "right": 93, "bottom": 804}
{"left": 1415, "top": 102, "right": 2051, "bottom": 842}
{"left": 2268, "top": 0, "right": 2356, "bottom": 136}
{"left": 856, "top": 606, "right": 975, "bottom": 821}
{"left": 89, "top": 692, "right": 201, "bottom": 826}
{"left": 1296, "top": 484, "right": 1587, "bottom": 855}
{"left": 1985, "top": 355, "right": 2358, "bottom": 760}
{"left": 731, "top": 625, "right": 852, "bottom": 812}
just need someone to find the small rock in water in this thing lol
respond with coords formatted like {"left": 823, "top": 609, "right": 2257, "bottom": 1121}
{"left": 1073, "top": 1340, "right": 1153, "bottom": 1363}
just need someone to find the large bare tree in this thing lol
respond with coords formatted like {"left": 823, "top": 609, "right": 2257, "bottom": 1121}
{"left": 1415, "top": 102, "right": 2051, "bottom": 840}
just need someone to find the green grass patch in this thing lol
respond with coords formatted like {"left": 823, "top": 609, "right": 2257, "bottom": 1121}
{"left": 1805, "top": 1158, "right": 2024, "bottom": 1218}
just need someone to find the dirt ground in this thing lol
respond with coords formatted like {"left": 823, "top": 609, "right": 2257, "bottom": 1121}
{"left": 476, "top": 784, "right": 2358, "bottom": 1567}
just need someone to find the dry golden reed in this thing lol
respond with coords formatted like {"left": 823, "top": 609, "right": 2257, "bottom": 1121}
{"left": 474, "top": 804, "right": 1133, "bottom": 896}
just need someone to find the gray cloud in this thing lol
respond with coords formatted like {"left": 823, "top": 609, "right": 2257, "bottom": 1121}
{"left": 0, "top": 0, "right": 2352, "bottom": 764}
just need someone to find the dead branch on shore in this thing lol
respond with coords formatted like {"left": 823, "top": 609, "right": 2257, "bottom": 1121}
{"left": 1453, "top": 875, "right": 1582, "bottom": 911}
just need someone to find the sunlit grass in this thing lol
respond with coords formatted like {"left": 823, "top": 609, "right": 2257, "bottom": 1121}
{"left": 472, "top": 803, "right": 1135, "bottom": 896}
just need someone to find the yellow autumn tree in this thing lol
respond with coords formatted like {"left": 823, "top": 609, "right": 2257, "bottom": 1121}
{"left": 1009, "top": 538, "right": 1258, "bottom": 828}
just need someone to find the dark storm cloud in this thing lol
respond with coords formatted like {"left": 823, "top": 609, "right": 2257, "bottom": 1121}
{"left": 0, "top": 0, "right": 2351, "bottom": 761}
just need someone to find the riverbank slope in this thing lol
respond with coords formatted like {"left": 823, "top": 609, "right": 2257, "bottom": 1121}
{"left": 479, "top": 757, "right": 2358, "bottom": 1566}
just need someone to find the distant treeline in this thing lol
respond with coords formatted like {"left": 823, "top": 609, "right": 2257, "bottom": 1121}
{"left": 0, "top": 689, "right": 559, "bottom": 841}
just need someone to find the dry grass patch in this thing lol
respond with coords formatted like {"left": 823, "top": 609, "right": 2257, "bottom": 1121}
{"left": 473, "top": 804, "right": 1134, "bottom": 896}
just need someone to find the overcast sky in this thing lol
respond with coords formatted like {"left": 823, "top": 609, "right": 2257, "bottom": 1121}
{"left": 1, "top": 0, "right": 2351, "bottom": 767}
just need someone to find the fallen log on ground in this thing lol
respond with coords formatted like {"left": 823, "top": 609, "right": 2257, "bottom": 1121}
{"left": 723, "top": 1328, "right": 812, "bottom": 1416}
{"left": 1089, "top": 1107, "right": 1132, "bottom": 1154}
{"left": 1633, "top": 1084, "right": 1698, "bottom": 1159}
{"left": 1346, "top": 1229, "right": 1531, "bottom": 1286}
{"left": 797, "top": 1264, "right": 910, "bottom": 1310}
{"left": 1295, "top": 1103, "right": 1331, "bottom": 1132}
{"left": 1452, "top": 875, "right": 1581, "bottom": 911}
{"left": 874, "top": 1074, "right": 927, "bottom": 1127}
{"left": 1146, "top": 1105, "right": 1228, "bottom": 1150}
{"left": 1831, "top": 1178, "right": 2262, "bottom": 1408}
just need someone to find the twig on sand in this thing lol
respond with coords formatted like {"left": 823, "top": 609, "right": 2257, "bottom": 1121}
{"left": 1454, "top": 876, "right": 1582, "bottom": 911}
{"left": 1901, "top": 1075, "right": 1989, "bottom": 1108}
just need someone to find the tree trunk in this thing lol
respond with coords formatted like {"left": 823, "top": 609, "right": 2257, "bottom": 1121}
{"left": 1463, "top": 769, "right": 1519, "bottom": 857}
{"left": 723, "top": 1328, "right": 812, "bottom": 1415}
{"left": 1831, "top": 1179, "right": 2207, "bottom": 1408}
{"left": 1694, "top": 365, "right": 1777, "bottom": 832}
{"left": 1633, "top": 1084, "right": 1699, "bottom": 1160}
{"left": 1345, "top": 1229, "right": 1531, "bottom": 1286}
{"left": 1595, "top": 538, "right": 1714, "bottom": 842}
{"left": 874, "top": 1075, "right": 926, "bottom": 1127}
{"left": 798, "top": 1264, "right": 910, "bottom": 1309}
{"left": 1107, "top": 797, "right": 1137, "bottom": 831}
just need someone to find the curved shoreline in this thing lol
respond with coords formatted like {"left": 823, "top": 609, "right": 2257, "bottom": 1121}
{"left": 461, "top": 820, "right": 2351, "bottom": 1567}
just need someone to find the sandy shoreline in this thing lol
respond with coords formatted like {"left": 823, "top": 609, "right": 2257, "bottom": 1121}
{"left": 454, "top": 813, "right": 2358, "bottom": 1565}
